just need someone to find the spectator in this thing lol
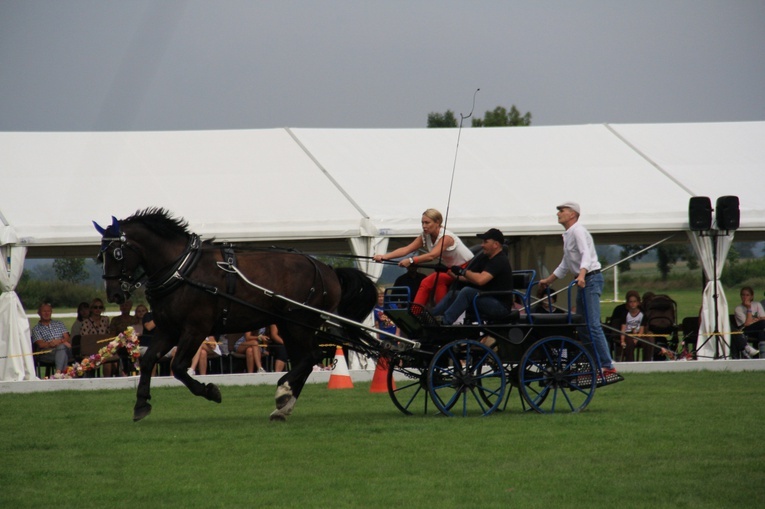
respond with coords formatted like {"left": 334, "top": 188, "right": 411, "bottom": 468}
{"left": 532, "top": 287, "right": 563, "bottom": 314}
{"left": 69, "top": 301, "right": 90, "bottom": 338}
{"left": 374, "top": 288, "right": 399, "bottom": 339}
{"left": 188, "top": 336, "right": 221, "bottom": 376}
{"left": 234, "top": 329, "right": 268, "bottom": 373}
{"left": 109, "top": 299, "right": 140, "bottom": 336}
{"left": 31, "top": 303, "right": 72, "bottom": 374}
{"left": 80, "top": 298, "right": 110, "bottom": 335}
{"left": 733, "top": 286, "right": 763, "bottom": 358}
{"left": 267, "top": 324, "right": 288, "bottom": 372}
{"left": 393, "top": 265, "right": 426, "bottom": 301}
{"left": 618, "top": 290, "right": 644, "bottom": 362}
{"left": 80, "top": 298, "right": 115, "bottom": 375}
{"left": 538, "top": 202, "right": 617, "bottom": 376}
{"left": 373, "top": 208, "right": 473, "bottom": 307}
{"left": 431, "top": 228, "right": 514, "bottom": 325}
{"left": 133, "top": 304, "right": 148, "bottom": 336}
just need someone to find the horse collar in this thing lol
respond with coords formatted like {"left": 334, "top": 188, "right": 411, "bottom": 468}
{"left": 145, "top": 234, "right": 203, "bottom": 299}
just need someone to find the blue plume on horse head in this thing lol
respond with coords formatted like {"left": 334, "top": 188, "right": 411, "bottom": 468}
{"left": 93, "top": 216, "right": 122, "bottom": 246}
{"left": 93, "top": 220, "right": 107, "bottom": 235}
{"left": 93, "top": 216, "right": 120, "bottom": 251}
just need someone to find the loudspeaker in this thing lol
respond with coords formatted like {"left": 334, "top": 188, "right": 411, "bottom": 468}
{"left": 688, "top": 197, "right": 712, "bottom": 231}
{"left": 716, "top": 195, "right": 740, "bottom": 230}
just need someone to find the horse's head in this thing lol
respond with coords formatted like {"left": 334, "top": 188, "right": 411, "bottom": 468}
{"left": 94, "top": 216, "right": 146, "bottom": 304}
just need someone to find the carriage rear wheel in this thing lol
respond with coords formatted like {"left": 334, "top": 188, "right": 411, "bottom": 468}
{"left": 427, "top": 339, "right": 506, "bottom": 417}
{"left": 518, "top": 336, "right": 596, "bottom": 414}
{"left": 387, "top": 355, "right": 432, "bottom": 415}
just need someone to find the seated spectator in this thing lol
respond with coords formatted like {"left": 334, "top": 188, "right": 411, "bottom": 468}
{"left": 618, "top": 290, "right": 644, "bottom": 362}
{"left": 188, "top": 335, "right": 221, "bottom": 376}
{"left": 109, "top": 299, "right": 140, "bottom": 336}
{"left": 267, "top": 324, "right": 288, "bottom": 372}
{"left": 532, "top": 287, "right": 563, "bottom": 314}
{"left": 733, "top": 286, "right": 763, "bottom": 358}
{"left": 80, "top": 298, "right": 119, "bottom": 376}
{"left": 69, "top": 301, "right": 90, "bottom": 338}
{"left": 31, "top": 303, "right": 72, "bottom": 374}
{"left": 133, "top": 304, "right": 148, "bottom": 336}
{"left": 234, "top": 329, "right": 268, "bottom": 373}
{"left": 431, "top": 228, "right": 514, "bottom": 325}
{"left": 80, "top": 298, "right": 110, "bottom": 335}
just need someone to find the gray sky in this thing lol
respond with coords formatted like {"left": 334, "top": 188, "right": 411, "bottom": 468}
{"left": 1, "top": 1, "right": 763, "bottom": 131}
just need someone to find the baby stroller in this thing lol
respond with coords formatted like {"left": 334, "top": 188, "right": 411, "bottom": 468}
{"left": 644, "top": 295, "right": 679, "bottom": 360}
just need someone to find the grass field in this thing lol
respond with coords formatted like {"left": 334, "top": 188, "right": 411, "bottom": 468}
{"left": 2, "top": 372, "right": 764, "bottom": 509}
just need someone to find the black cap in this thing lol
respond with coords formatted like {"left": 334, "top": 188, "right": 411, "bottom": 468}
{"left": 476, "top": 228, "right": 504, "bottom": 244}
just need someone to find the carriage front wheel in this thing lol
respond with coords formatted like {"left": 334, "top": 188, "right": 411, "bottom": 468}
{"left": 387, "top": 355, "right": 433, "bottom": 415}
{"left": 518, "top": 336, "right": 596, "bottom": 414}
{"left": 428, "top": 339, "right": 506, "bottom": 417}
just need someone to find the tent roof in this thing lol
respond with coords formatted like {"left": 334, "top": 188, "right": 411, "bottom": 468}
{"left": 1, "top": 121, "right": 763, "bottom": 256}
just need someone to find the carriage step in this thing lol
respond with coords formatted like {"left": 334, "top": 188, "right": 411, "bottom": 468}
{"left": 573, "top": 371, "right": 625, "bottom": 389}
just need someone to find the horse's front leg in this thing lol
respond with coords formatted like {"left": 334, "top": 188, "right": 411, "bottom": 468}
{"left": 171, "top": 336, "right": 222, "bottom": 404}
{"left": 133, "top": 335, "right": 171, "bottom": 421}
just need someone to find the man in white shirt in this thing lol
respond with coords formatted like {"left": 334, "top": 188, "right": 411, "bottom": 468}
{"left": 539, "top": 201, "right": 617, "bottom": 376}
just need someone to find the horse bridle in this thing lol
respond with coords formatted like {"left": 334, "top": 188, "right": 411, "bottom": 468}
{"left": 98, "top": 230, "right": 147, "bottom": 297}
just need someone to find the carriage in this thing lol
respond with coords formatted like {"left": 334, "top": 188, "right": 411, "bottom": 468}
{"left": 372, "top": 272, "right": 623, "bottom": 417}
{"left": 95, "top": 209, "right": 621, "bottom": 422}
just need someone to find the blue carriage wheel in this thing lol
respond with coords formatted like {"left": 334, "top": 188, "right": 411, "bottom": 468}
{"left": 427, "top": 339, "right": 506, "bottom": 417}
{"left": 518, "top": 336, "right": 596, "bottom": 414}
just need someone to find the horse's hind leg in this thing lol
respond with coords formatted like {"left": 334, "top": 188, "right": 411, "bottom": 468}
{"left": 269, "top": 331, "right": 319, "bottom": 422}
{"left": 171, "top": 338, "right": 222, "bottom": 404}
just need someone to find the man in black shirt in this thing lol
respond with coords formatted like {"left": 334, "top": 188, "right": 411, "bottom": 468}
{"left": 431, "top": 228, "right": 514, "bottom": 325}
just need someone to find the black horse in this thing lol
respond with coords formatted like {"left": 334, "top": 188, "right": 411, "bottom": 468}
{"left": 94, "top": 208, "right": 377, "bottom": 422}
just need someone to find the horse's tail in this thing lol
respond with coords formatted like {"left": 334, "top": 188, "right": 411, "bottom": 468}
{"left": 333, "top": 267, "right": 377, "bottom": 322}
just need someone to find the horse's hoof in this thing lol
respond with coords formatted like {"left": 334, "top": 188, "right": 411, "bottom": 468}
{"left": 269, "top": 409, "right": 287, "bottom": 422}
{"left": 277, "top": 396, "right": 297, "bottom": 416}
{"left": 205, "top": 383, "right": 222, "bottom": 403}
{"left": 133, "top": 403, "right": 152, "bottom": 422}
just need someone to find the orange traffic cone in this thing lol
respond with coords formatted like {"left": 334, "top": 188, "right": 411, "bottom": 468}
{"left": 370, "top": 356, "right": 393, "bottom": 393}
{"left": 328, "top": 347, "right": 353, "bottom": 389}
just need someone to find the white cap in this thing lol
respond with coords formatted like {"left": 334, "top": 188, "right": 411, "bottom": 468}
{"left": 556, "top": 201, "right": 581, "bottom": 214}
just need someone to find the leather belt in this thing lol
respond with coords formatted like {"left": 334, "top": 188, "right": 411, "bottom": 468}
{"left": 585, "top": 269, "right": 601, "bottom": 277}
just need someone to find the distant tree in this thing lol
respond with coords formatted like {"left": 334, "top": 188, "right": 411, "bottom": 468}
{"left": 427, "top": 110, "right": 458, "bottom": 128}
{"left": 53, "top": 258, "right": 87, "bottom": 284}
{"left": 472, "top": 105, "right": 531, "bottom": 127}
{"left": 617, "top": 245, "right": 647, "bottom": 272}
{"left": 618, "top": 244, "right": 698, "bottom": 280}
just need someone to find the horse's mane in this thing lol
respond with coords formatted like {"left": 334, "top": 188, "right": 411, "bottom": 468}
{"left": 123, "top": 207, "right": 191, "bottom": 239}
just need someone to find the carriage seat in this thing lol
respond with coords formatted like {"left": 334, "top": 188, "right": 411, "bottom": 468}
{"left": 526, "top": 313, "right": 584, "bottom": 326}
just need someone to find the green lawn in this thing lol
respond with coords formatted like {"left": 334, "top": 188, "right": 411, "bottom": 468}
{"left": 1, "top": 373, "right": 764, "bottom": 509}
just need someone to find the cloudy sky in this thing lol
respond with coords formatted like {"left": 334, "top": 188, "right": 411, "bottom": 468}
{"left": 1, "top": 1, "right": 763, "bottom": 131}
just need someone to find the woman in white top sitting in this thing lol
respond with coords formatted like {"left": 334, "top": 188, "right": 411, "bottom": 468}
{"left": 374, "top": 208, "right": 473, "bottom": 307}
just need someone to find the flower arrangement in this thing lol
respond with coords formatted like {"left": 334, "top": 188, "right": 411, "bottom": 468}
{"left": 51, "top": 327, "right": 141, "bottom": 379}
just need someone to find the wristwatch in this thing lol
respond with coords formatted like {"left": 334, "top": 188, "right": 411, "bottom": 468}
{"left": 408, "top": 257, "right": 415, "bottom": 265}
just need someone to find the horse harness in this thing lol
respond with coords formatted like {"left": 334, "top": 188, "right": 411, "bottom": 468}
{"left": 103, "top": 227, "right": 331, "bottom": 331}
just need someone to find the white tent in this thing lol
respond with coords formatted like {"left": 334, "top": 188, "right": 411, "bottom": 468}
{"left": 1, "top": 121, "right": 763, "bottom": 370}
{"left": 0, "top": 222, "right": 35, "bottom": 380}
{"left": 2, "top": 122, "right": 763, "bottom": 253}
